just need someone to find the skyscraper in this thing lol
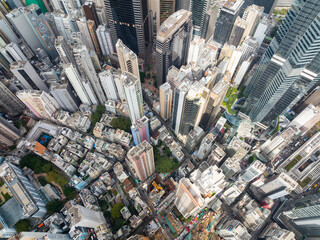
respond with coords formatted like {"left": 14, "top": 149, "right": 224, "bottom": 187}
{"left": 10, "top": 60, "right": 49, "bottom": 92}
{"left": 116, "top": 39, "right": 140, "bottom": 79}
{"left": 131, "top": 116, "right": 150, "bottom": 146}
{"left": 76, "top": 17, "right": 95, "bottom": 52}
{"left": 156, "top": 9, "right": 192, "bottom": 87}
{"left": 0, "top": 42, "right": 27, "bottom": 64}
{"left": 6, "top": 5, "right": 58, "bottom": 59}
{"left": 213, "top": 0, "right": 244, "bottom": 45}
{"left": 73, "top": 45, "right": 106, "bottom": 104}
{"left": 174, "top": 178, "right": 204, "bottom": 218}
{"left": 0, "top": 81, "right": 25, "bottom": 116}
{"left": 83, "top": 1, "right": 100, "bottom": 27}
{"left": 68, "top": 205, "right": 106, "bottom": 229}
{"left": 126, "top": 140, "right": 155, "bottom": 182}
{"left": 242, "top": 0, "right": 320, "bottom": 124}
{"left": 98, "top": 69, "right": 119, "bottom": 101}
{"left": 0, "top": 12, "right": 19, "bottom": 44}
{"left": 0, "top": 117, "right": 20, "bottom": 148}
{"left": 105, "top": 0, "right": 150, "bottom": 58}
{"left": 87, "top": 20, "right": 101, "bottom": 57}
{"left": 160, "top": 0, "right": 175, "bottom": 24}
{"left": 55, "top": 36, "right": 76, "bottom": 65}
{"left": 96, "top": 24, "right": 114, "bottom": 56}
{"left": 190, "top": 0, "right": 209, "bottom": 36}
{"left": 159, "top": 82, "right": 172, "bottom": 120}
{"left": 121, "top": 72, "right": 144, "bottom": 123}
{"left": 17, "top": 90, "right": 60, "bottom": 119}
{"left": 228, "top": 16, "right": 247, "bottom": 47}
{"left": 50, "top": 83, "right": 80, "bottom": 112}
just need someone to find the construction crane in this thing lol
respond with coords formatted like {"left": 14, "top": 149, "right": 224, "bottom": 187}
{"left": 152, "top": 181, "right": 163, "bottom": 193}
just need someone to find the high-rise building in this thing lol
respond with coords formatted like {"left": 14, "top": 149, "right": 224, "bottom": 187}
{"left": 0, "top": 162, "right": 47, "bottom": 218}
{"left": 185, "top": 126, "right": 204, "bottom": 152}
{"left": 242, "top": 4, "right": 263, "bottom": 39}
{"left": 18, "top": 232, "right": 72, "bottom": 240}
{"left": 156, "top": 9, "right": 192, "bottom": 87}
{"left": 159, "top": 82, "right": 172, "bottom": 121}
{"left": 217, "top": 219, "right": 251, "bottom": 239}
{"left": 0, "top": 117, "right": 19, "bottom": 148}
{"left": 213, "top": 0, "right": 244, "bottom": 45}
{"left": 50, "top": 83, "right": 80, "bottom": 112}
{"left": 105, "top": 0, "right": 150, "bottom": 58}
{"left": 126, "top": 140, "right": 155, "bottom": 181}
{"left": 83, "top": 1, "right": 100, "bottom": 27}
{"left": 35, "top": 48, "right": 53, "bottom": 69}
{"left": 228, "top": 16, "right": 247, "bottom": 47}
{"left": 55, "top": 36, "right": 76, "bottom": 65}
{"left": 87, "top": 20, "right": 101, "bottom": 56}
{"left": 10, "top": 60, "right": 49, "bottom": 92}
{"left": 6, "top": 5, "right": 58, "bottom": 59}
{"left": 96, "top": 24, "right": 114, "bottom": 56}
{"left": 131, "top": 116, "right": 150, "bottom": 146}
{"left": 190, "top": 0, "right": 209, "bottom": 36}
{"left": 175, "top": 0, "right": 190, "bottom": 11}
{"left": 121, "top": 72, "right": 144, "bottom": 123}
{"left": 116, "top": 39, "right": 140, "bottom": 79}
{"left": 174, "top": 178, "right": 204, "bottom": 218}
{"left": 0, "top": 12, "right": 19, "bottom": 44}
{"left": 202, "top": 3, "right": 219, "bottom": 41}
{"left": 68, "top": 204, "right": 106, "bottom": 229}
{"left": 52, "top": 12, "right": 79, "bottom": 42}
{"left": 242, "top": 0, "right": 320, "bottom": 124}
{"left": 17, "top": 90, "right": 60, "bottom": 119}
{"left": 160, "top": 0, "right": 175, "bottom": 24}
{"left": 0, "top": 42, "right": 27, "bottom": 64}
{"left": 76, "top": 17, "right": 95, "bottom": 52}
{"left": 73, "top": 45, "right": 106, "bottom": 104}
{"left": 98, "top": 69, "right": 119, "bottom": 101}
{"left": 0, "top": 81, "right": 25, "bottom": 116}
{"left": 64, "top": 63, "right": 97, "bottom": 105}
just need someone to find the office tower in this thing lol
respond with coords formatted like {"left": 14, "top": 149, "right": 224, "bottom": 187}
{"left": 226, "top": 49, "right": 243, "bottom": 78}
{"left": 234, "top": 59, "right": 252, "bottom": 86}
{"left": 126, "top": 140, "right": 154, "bottom": 182}
{"left": 242, "top": 0, "right": 320, "bottom": 125}
{"left": 175, "top": 0, "right": 189, "bottom": 10}
{"left": 190, "top": 0, "right": 209, "bottom": 36}
{"left": 159, "top": 82, "right": 172, "bottom": 120}
{"left": 52, "top": 12, "right": 79, "bottom": 42}
{"left": 242, "top": 0, "right": 276, "bottom": 15}
{"left": 55, "top": 36, "right": 76, "bottom": 65}
{"left": 105, "top": 0, "right": 149, "bottom": 58}
{"left": 261, "top": 224, "right": 295, "bottom": 240}
{"left": 0, "top": 42, "right": 27, "bottom": 64}
{"left": 98, "top": 69, "right": 118, "bottom": 101}
{"left": 281, "top": 193, "right": 320, "bottom": 236}
{"left": 0, "top": 116, "right": 19, "bottom": 148}
{"left": 50, "top": 83, "right": 80, "bottom": 112}
{"left": 253, "top": 18, "right": 268, "bottom": 46}
{"left": 87, "top": 20, "right": 101, "bottom": 56}
{"left": 179, "top": 81, "right": 209, "bottom": 136}
{"left": 277, "top": 0, "right": 294, "bottom": 7}
{"left": 10, "top": 60, "right": 49, "bottom": 92}
{"left": 238, "top": 36, "right": 259, "bottom": 63}
{"left": 187, "top": 38, "right": 205, "bottom": 64}
{"left": 242, "top": 4, "right": 263, "bottom": 39}
{"left": 259, "top": 173, "right": 298, "bottom": 199}
{"left": 64, "top": 63, "right": 96, "bottom": 105}
{"left": 202, "top": 3, "right": 219, "bottom": 41}
{"left": 76, "top": 17, "right": 95, "bottom": 52}
{"left": 131, "top": 116, "right": 150, "bottom": 146}
{"left": 213, "top": 0, "right": 244, "bottom": 45}
{"left": 96, "top": 24, "right": 114, "bottom": 56}
{"left": 160, "top": 0, "right": 175, "bottom": 24}
{"left": 17, "top": 90, "right": 60, "bottom": 119}
{"left": 197, "top": 132, "right": 215, "bottom": 160}
{"left": 83, "top": 1, "right": 99, "bottom": 27}
{"left": 156, "top": 9, "right": 192, "bottom": 87}
{"left": 6, "top": 5, "right": 58, "bottom": 59}
{"left": 69, "top": 205, "right": 106, "bottom": 228}
{"left": 116, "top": 39, "right": 140, "bottom": 79}
{"left": 185, "top": 126, "right": 204, "bottom": 152}
{"left": 35, "top": 48, "right": 53, "bottom": 69}
{"left": 0, "top": 162, "right": 47, "bottom": 218}
{"left": 174, "top": 178, "right": 204, "bottom": 218}
{"left": 121, "top": 72, "right": 144, "bottom": 123}
{"left": 200, "top": 79, "right": 229, "bottom": 129}
{"left": 18, "top": 232, "right": 72, "bottom": 240}
{"left": 0, "top": 13, "right": 18, "bottom": 44}
{"left": 73, "top": 45, "right": 106, "bottom": 104}
{"left": 0, "top": 81, "right": 25, "bottom": 116}
{"left": 228, "top": 16, "right": 247, "bottom": 47}
{"left": 0, "top": 211, "right": 16, "bottom": 238}
{"left": 172, "top": 81, "right": 191, "bottom": 135}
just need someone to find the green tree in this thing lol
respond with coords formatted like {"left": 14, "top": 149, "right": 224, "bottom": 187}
{"left": 91, "top": 105, "right": 106, "bottom": 132}
{"left": 47, "top": 170, "right": 68, "bottom": 187}
{"left": 42, "top": 163, "right": 53, "bottom": 173}
{"left": 20, "top": 153, "right": 47, "bottom": 174}
{"left": 63, "top": 186, "right": 76, "bottom": 200}
{"left": 46, "top": 200, "right": 63, "bottom": 214}
{"left": 38, "top": 176, "right": 47, "bottom": 186}
{"left": 15, "top": 219, "right": 31, "bottom": 233}
{"left": 140, "top": 72, "right": 145, "bottom": 83}
{"left": 110, "top": 116, "right": 132, "bottom": 132}
{"left": 111, "top": 203, "right": 125, "bottom": 219}
{"left": 154, "top": 147, "right": 179, "bottom": 173}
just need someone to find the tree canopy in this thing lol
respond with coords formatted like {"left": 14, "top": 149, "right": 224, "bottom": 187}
{"left": 46, "top": 200, "right": 63, "bottom": 215}
{"left": 15, "top": 219, "right": 31, "bottom": 233}
{"left": 110, "top": 116, "right": 132, "bottom": 132}
{"left": 154, "top": 147, "right": 179, "bottom": 173}
{"left": 111, "top": 202, "right": 125, "bottom": 219}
